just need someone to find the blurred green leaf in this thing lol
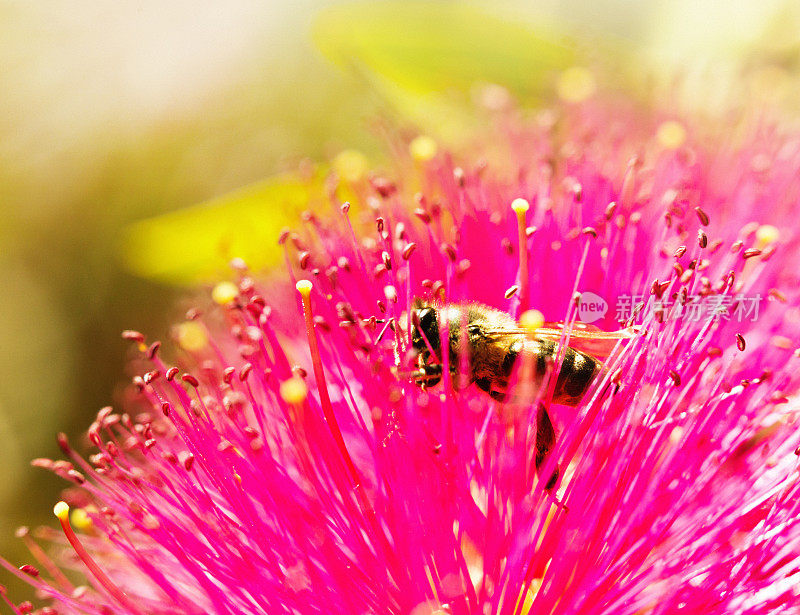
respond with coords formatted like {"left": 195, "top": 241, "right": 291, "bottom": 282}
{"left": 122, "top": 174, "right": 321, "bottom": 286}
{"left": 313, "top": 1, "right": 577, "bottom": 101}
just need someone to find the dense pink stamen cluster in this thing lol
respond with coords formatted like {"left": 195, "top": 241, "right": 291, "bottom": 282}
{"left": 3, "top": 99, "right": 800, "bottom": 614}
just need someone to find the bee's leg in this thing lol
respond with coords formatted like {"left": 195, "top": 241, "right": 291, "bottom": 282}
{"left": 474, "top": 376, "right": 490, "bottom": 393}
{"left": 535, "top": 403, "right": 559, "bottom": 490}
{"left": 489, "top": 390, "right": 508, "bottom": 402}
{"left": 415, "top": 358, "right": 442, "bottom": 388}
{"left": 474, "top": 377, "right": 507, "bottom": 402}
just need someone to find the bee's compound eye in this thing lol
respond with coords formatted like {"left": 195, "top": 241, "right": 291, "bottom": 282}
{"left": 414, "top": 307, "right": 440, "bottom": 350}
{"left": 467, "top": 324, "right": 482, "bottom": 336}
{"left": 418, "top": 308, "right": 436, "bottom": 329}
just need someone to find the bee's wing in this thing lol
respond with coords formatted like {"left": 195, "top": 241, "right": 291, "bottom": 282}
{"left": 483, "top": 322, "right": 639, "bottom": 360}
{"left": 537, "top": 323, "right": 640, "bottom": 360}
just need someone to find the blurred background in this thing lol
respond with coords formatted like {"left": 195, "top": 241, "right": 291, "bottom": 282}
{"left": 1, "top": 0, "right": 798, "bottom": 603}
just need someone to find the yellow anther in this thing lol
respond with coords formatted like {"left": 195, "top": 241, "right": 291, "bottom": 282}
{"left": 557, "top": 67, "right": 596, "bottom": 103}
{"left": 519, "top": 309, "right": 545, "bottom": 332}
{"left": 518, "top": 587, "right": 536, "bottom": 615}
{"left": 657, "top": 121, "right": 687, "bottom": 149}
{"left": 176, "top": 322, "right": 208, "bottom": 352}
{"left": 511, "top": 198, "right": 530, "bottom": 215}
{"left": 211, "top": 281, "right": 239, "bottom": 305}
{"left": 280, "top": 377, "right": 308, "bottom": 404}
{"left": 756, "top": 224, "right": 779, "bottom": 247}
{"left": 410, "top": 135, "right": 438, "bottom": 162}
{"left": 70, "top": 508, "right": 93, "bottom": 531}
{"left": 296, "top": 279, "right": 313, "bottom": 296}
{"left": 53, "top": 501, "right": 69, "bottom": 521}
{"left": 333, "top": 149, "right": 369, "bottom": 183}
{"left": 669, "top": 426, "right": 685, "bottom": 445}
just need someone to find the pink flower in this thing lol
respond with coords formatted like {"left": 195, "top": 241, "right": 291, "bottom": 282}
{"left": 3, "top": 98, "right": 800, "bottom": 614}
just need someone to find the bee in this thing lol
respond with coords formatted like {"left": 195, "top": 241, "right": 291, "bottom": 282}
{"left": 409, "top": 301, "right": 635, "bottom": 489}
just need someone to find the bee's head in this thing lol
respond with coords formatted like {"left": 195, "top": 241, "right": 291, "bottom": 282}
{"left": 410, "top": 306, "right": 443, "bottom": 388}
{"left": 411, "top": 306, "right": 440, "bottom": 355}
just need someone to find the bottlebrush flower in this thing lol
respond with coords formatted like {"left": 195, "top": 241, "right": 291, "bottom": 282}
{"left": 3, "top": 94, "right": 800, "bottom": 615}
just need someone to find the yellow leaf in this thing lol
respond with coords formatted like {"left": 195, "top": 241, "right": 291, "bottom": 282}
{"left": 313, "top": 1, "right": 577, "bottom": 101}
{"left": 121, "top": 173, "right": 321, "bottom": 286}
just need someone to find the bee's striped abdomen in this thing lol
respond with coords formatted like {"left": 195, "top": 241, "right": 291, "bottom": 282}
{"left": 530, "top": 340, "right": 600, "bottom": 406}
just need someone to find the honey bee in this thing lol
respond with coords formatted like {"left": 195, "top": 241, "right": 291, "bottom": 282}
{"left": 409, "top": 301, "right": 635, "bottom": 489}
